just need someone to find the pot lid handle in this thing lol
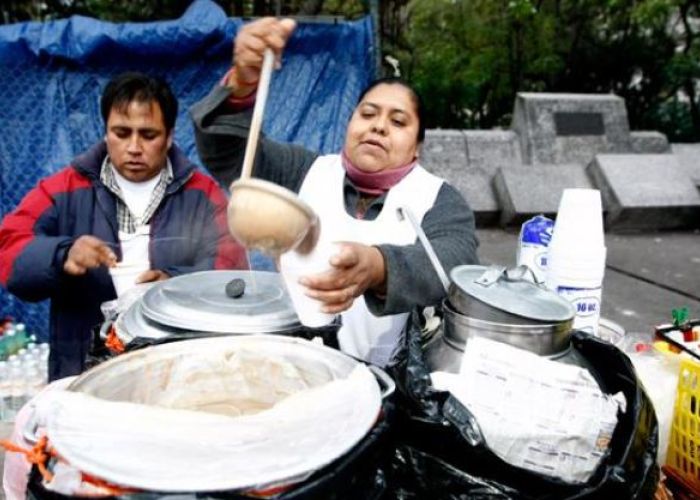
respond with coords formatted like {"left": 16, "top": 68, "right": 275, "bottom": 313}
{"left": 225, "top": 278, "right": 246, "bottom": 299}
{"left": 473, "top": 265, "right": 507, "bottom": 287}
{"left": 474, "top": 264, "right": 542, "bottom": 287}
{"left": 505, "top": 265, "right": 542, "bottom": 285}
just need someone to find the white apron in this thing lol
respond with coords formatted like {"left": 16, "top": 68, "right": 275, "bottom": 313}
{"left": 298, "top": 154, "right": 443, "bottom": 366}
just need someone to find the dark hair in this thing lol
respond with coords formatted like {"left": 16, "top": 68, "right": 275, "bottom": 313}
{"left": 100, "top": 72, "right": 178, "bottom": 132}
{"left": 356, "top": 77, "right": 426, "bottom": 143}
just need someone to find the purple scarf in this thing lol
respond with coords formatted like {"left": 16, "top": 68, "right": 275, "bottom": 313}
{"left": 341, "top": 150, "right": 416, "bottom": 196}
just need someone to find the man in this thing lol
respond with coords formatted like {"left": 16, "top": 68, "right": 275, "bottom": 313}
{"left": 0, "top": 72, "right": 247, "bottom": 380}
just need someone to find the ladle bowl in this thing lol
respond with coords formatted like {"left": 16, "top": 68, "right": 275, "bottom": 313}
{"left": 228, "top": 178, "right": 318, "bottom": 255}
{"left": 224, "top": 48, "right": 319, "bottom": 256}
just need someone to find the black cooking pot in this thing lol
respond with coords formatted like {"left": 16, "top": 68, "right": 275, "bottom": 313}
{"left": 29, "top": 335, "right": 396, "bottom": 499}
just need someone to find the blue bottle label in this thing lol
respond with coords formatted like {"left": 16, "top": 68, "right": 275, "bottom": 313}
{"left": 520, "top": 215, "right": 554, "bottom": 245}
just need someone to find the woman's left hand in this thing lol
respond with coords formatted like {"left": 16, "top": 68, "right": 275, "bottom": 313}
{"left": 299, "top": 242, "right": 386, "bottom": 314}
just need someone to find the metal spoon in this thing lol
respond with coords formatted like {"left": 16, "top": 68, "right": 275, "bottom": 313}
{"left": 396, "top": 206, "right": 450, "bottom": 293}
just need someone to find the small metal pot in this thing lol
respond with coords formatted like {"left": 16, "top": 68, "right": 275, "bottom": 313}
{"left": 424, "top": 266, "right": 578, "bottom": 373}
{"left": 443, "top": 299, "right": 572, "bottom": 355}
{"left": 423, "top": 308, "right": 625, "bottom": 375}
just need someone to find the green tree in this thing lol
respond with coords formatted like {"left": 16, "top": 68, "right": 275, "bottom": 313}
{"left": 635, "top": 0, "right": 700, "bottom": 140}
{"left": 389, "top": 0, "right": 698, "bottom": 140}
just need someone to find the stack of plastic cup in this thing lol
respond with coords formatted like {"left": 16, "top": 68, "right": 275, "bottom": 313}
{"left": 545, "top": 189, "right": 606, "bottom": 336}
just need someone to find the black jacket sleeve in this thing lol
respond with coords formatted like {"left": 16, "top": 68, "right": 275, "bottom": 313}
{"left": 190, "top": 85, "right": 318, "bottom": 191}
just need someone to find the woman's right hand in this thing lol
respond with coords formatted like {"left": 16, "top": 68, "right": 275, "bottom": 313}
{"left": 227, "top": 17, "right": 297, "bottom": 96}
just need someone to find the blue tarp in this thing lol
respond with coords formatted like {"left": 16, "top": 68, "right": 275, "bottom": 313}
{"left": 0, "top": 0, "right": 375, "bottom": 340}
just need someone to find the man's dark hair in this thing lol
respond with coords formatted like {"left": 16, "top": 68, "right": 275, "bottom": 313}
{"left": 356, "top": 77, "right": 426, "bottom": 143}
{"left": 100, "top": 72, "right": 178, "bottom": 132}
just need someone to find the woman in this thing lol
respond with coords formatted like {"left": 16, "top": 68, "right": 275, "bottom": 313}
{"left": 191, "top": 17, "right": 479, "bottom": 367}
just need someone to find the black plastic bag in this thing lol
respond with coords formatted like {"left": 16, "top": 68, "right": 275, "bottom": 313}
{"left": 386, "top": 313, "right": 659, "bottom": 500}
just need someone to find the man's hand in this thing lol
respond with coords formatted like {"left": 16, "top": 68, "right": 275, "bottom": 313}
{"left": 136, "top": 269, "right": 169, "bottom": 284}
{"left": 63, "top": 235, "right": 117, "bottom": 276}
{"left": 300, "top": 242, "right": 386, "bottom": 314}
{"left": 227, "top": 17, "right": 296, "bottom": 96}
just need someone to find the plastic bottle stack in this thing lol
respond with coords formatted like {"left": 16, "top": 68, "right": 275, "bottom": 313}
{"left": 545, "top": 189, "right": 607, "bottom": 337}
{"left": 0, "top": 320, "right": 50, "bottom": 421}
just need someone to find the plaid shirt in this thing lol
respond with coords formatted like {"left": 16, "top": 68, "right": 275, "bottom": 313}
{"left": 100, "top": 156, "right": 174, "bottom": 233}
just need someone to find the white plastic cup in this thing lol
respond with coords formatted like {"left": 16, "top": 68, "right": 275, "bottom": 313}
{"left": 279, "top": 240, "right": 339, "bottom": 328}
{"left": 109, "top": 262, "right": 149, "bottom": 297}
{"left": 546, "top": 247, "right": 607, "bottom": 285}
{"left": 549, "top": 189, "right": 605, "bottom": 251}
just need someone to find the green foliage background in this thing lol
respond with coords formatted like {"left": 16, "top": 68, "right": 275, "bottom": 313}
{"left": 2, "top": 0, "right": 699, "bottom": 141}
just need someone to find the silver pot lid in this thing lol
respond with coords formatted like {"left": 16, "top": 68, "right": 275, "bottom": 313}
{"left": 449, "top": 265, "right": 575, "bottom": 322}
{"left": 140, "top": 270, "right": 300, "bottom": 334}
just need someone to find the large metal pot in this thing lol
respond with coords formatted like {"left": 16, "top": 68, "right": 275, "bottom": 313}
{"left": 112, "top": 270, "right": 305, "bottom": 343}
{"left": 32, "top": 335, "right": 395, "bottom": 494}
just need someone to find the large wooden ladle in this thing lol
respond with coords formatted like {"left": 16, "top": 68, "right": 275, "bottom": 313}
{"left": 227, "top": 49, "right": 319, "bottom": 256}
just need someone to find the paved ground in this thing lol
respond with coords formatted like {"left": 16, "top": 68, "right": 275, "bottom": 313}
{"left": 477, "top": 228, "right": 700, "bottom": 335}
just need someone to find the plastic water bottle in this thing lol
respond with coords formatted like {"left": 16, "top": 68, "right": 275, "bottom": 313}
{"left": 24, "top": 361, "right": 44, "bottom": 400}
{"left": 3, "top": 328, "right": 16, "bottom": 358}
{"left": 0, "top": 362, "right": 9, "bottom": 421}
{"left": 517, "top": 215, "right": 554, "bottom": 283}
{"left": 15, "top": 323, "right": 28, "bottom": 351}
{"left": 38, "top": 344, "right": 50, "bottom": 383}
{"left": 7, "top": 359, "right": 26, "bottom": 420}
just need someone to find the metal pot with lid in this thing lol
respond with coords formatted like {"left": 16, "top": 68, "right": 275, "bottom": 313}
{"left": 424, "top": 264, "right": 579, "bottom": 373}
{"left": 447, "top": 264, "right": 575, "bottom": 328}
{"left": 113, "top": 270, "right": 310, "bottom": 344}
{"left": 394, "top": 205, "right": 576, "bottom": 369}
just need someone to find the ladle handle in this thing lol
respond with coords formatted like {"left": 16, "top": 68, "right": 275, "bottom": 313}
{"left": 240, "top": 48, "right": 275, "bottom": 180}
{"left": 397, "top": 206, "right": 451, "bottom": 294}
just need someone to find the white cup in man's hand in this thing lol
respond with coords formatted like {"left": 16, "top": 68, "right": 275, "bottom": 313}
{"left": 109, "top": 261, "right": 150, "bottom": 297}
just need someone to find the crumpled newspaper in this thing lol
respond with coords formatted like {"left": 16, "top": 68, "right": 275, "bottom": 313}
{"left": 431, "top": 337, "right": 625, "bottom": 483}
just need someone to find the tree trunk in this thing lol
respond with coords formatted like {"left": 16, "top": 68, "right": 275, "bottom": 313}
{"left": 230, "top": 0, "right": 244, "bottom": 16}
{"left": 298, "top": 0, "right": 324, "bottom": 15}
{"left": 253, "top": 0, "right": 267, "bottom": 15}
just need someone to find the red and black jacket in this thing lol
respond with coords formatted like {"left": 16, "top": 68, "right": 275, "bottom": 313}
{"left": 0, "top": 141, "right": 246, "bottom": 380}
